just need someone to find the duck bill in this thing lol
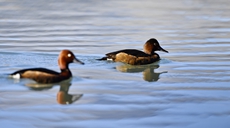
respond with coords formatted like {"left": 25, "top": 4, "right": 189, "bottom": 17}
{"left": 73, "top": 58, "right": 85, "bottom": 65}
{"left": 159, "top": 46, "right": 169, "bottom": 53}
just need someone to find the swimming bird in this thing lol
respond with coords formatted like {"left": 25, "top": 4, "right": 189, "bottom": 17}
{"left": 9, "top": 50, "right": 84, "bottom": 84}
{"left": 98, "top": 38, "right": 168, "bottom": 65}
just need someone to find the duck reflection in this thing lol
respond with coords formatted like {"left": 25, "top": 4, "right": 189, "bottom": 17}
{"left": 25, "top": 81, "right": 83, "bottom": 105}
{"left": 116, "top": 64, "right": 167, "bottom": 82}
{"left": 57, "top": 83, "right": 83, "bottom": 105}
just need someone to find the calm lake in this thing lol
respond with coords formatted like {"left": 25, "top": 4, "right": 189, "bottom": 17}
{"left": 1, "top": 0, "right": 230, "bottom": 128}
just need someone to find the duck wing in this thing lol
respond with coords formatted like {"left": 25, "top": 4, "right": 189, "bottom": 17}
{"left": 106, "top": 49, "right": 149, "bottom": 59}
{"left": 11, "top": 68, "right": 59, "bottom": 76}
{"left": 10, "top": 68, "right": 60, "bottom": 82}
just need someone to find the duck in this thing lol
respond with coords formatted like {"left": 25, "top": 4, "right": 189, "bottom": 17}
{"left": 9, "top": 50, "right": 84, "bottom": 84}
{"left": 97, "top": 38, "right": 168, "bottom": 65}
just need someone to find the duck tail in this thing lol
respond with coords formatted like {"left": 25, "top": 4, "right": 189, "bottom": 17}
{"left": 96, "top": 57, "right": 108, "bottom": 61}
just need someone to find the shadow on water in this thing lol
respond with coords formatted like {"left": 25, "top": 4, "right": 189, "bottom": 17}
{"left": 115, "top": 63, "right": 167, "bottom": 82}
{"left": 25, "top": 81, "right": 83, "bottom": 105}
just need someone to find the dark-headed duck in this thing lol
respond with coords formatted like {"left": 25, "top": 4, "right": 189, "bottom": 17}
{"left": 98, "top": 38, "right": 168, "bottom": 65}
{"left": 9, "top": 50, "right": 84, "bottom": 84}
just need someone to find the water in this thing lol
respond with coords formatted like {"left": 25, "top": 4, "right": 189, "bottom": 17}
{"left": 1, "top": 0, "right": 230, "bottom": 127}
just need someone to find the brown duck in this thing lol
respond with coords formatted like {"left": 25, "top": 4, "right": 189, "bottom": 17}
{"left": 98, "top": 38, "right": 168, "bottom": 65}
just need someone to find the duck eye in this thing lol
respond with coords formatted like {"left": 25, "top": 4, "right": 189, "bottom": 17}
{"left": 67, "top": 53, "right": 72, "bottom": 57}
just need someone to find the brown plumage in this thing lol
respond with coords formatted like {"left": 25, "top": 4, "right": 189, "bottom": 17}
{"left": 98, "top": 38, "right": 168, "bottom": 65}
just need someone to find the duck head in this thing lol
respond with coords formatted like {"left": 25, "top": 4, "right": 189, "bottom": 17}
{"left": 143, "top": 38, "right": 168, "bottom": 55}
{"left": 58, "top": 50, "right": 84, "bottom": 70}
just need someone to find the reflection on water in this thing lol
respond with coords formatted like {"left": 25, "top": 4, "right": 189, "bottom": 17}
{"left": 26, "top": 81, "right": 83, "bottom": 105}
{"left": 57, "top": 83, "right": 83, "bottom": 105}
{"left": 116, "top": 63, "right": 167, "bottom": 82}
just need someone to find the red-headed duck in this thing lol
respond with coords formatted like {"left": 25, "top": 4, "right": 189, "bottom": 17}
{"left": 98, "top": 38, "right": 168, "bottom": 65}
{"left": 9, "top": 50, "right": 84, "bottom": 84}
